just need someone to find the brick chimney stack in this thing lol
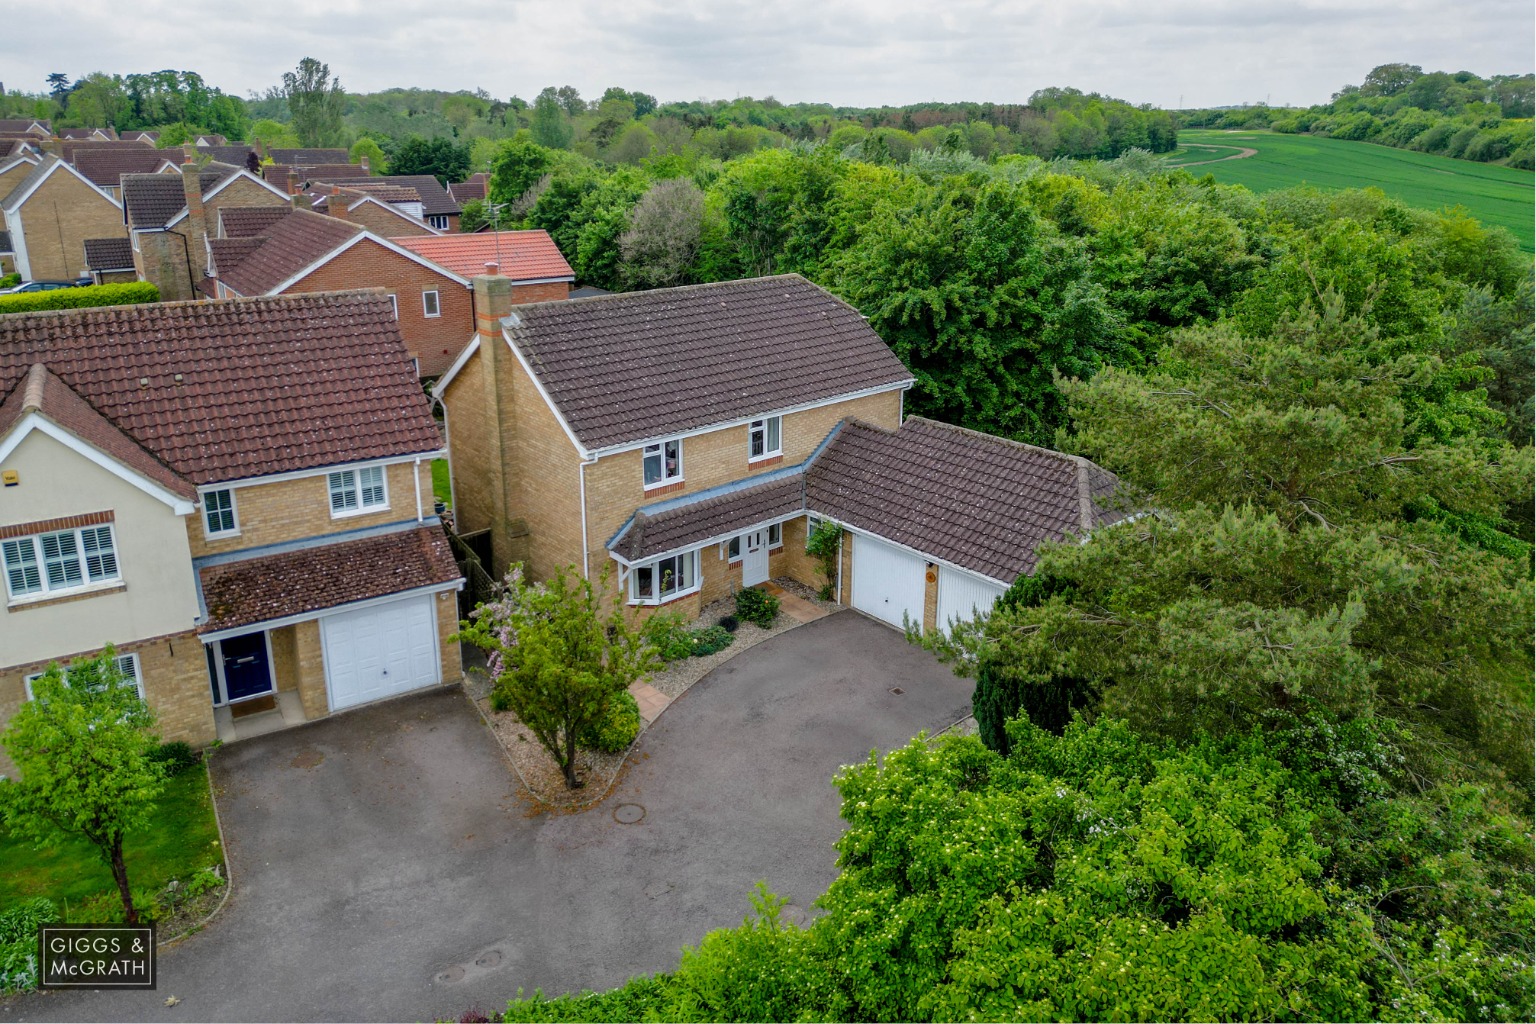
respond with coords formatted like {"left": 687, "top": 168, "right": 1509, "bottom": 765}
{"left": 359, "top": 155, "right": 370, "bottom": 175}
{"left": 328, "top": 186, "right": 348, "bottom": 221}
{"left": 179, "top": 145, "right": 210, "bottom": 285}
{"left": 286, "top": 169, "right": 299, "bottom": 196}
{"left": 473, "top": 268, "right": 515, "bottom": 573}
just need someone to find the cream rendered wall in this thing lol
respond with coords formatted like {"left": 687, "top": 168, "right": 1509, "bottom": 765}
{"left": 0, "top": 430, "right": 199, "bottom": 668}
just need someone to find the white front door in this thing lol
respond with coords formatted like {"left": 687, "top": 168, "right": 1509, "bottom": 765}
{"left": 321, "top": 595, "right": 441, "bottom": 711}
{"left": 741, "top": 529, "right": 770, "bottom": 587}
{"left": 851, "top": 533, "right": 928, "bottom": 630}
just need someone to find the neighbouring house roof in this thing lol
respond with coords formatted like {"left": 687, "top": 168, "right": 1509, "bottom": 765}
{"left": 569, "top": 285, "right": 611, "bottom": 299}
{"left": 0, "top": 362, "right": 195, "bottom": 500}
{"left": 195, "top": 523, "right": 461, "bottom": 634}
{"left": 498, "top": 274, "right": 913, "bottom": 452}
{"left": 394, "top": 230, "right": 572, "bottom": 282}
{"left": 2, "top": 154, "right": 119, "bottom": 213}
{"left": 0, "top": 119, "right": 49, "bottom": 134}
{"left": 609, "top": 471, "right": 806, "bottom": 562}
{"left": 120, "top": 164, "right": 237, "bottom": 228}
{"left": 267, "top": 148, "right": 351, "bottom": 166}
{"left": 70, "top": 147, "right": 175, "bottom": 188}
{"left": 83, "top": 237, "right": 134, "bottom": 272}
{"left": 208, "top": 208, "right": 362, "bottom": 294}
{"left": 806, "top": 417, "right": 1124, "bottom": 583}
{"left": 266, "top": 163, "right": 361, "bottom": 187}
{"left": 218, "top": 205, "right": 292, "bottom": 238}
{"left": 331, "top": 183, "right": 420, "bottom": 204}
{"left": 0, "top": 291, "right": 443, "bottom": 485}
{"left": 447, "top": 174, "right": 487, "bottom": 203}
{"left": 198, "top": 144, "right": 258, "bottom": 166}
{"left": 206, "top": 236, "right": 264, "bottom": 277}
{"left": 316, "top": 175, "right": 459, "bottom": 216}
{"left": 60, "top": 127, "right": 117, "bottom": 141}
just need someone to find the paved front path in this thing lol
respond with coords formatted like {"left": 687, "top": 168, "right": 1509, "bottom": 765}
{"left": 7, "top": 612, "right": 973, "bottom": 1023}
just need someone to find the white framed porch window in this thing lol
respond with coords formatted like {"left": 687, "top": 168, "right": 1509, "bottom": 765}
{"left": 629, "top": 551, "right": 699, "bottom": 605}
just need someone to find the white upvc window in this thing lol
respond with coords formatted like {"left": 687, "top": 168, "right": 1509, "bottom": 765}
{"left": 203, "top": 488, "right": 238, "bottom": 536}
{"left": 25, "top": 652, "right": 144, "bottom": 702}
{"left": 422, "top": 289, "right": 441, "bottom": 318}
{"left": 3, "top": 524, "right": 120, "bottom": 601}
{"left": 388, "top": 293, "right": 399, "bottom": 320}
{"left": 748, "top": 416, "right": 782, "bottom": 462}
{"left": 643, "top": 438, "right": 683, "bottom": 488}
{"left": 768, "top": 522, "right": 782, "bottom": 548}
{"left": 328, "top": 465, "right": 388, "bottom": 517}
{"left": 428, "top": 214, "right": 450, "bottom": 230}
{"left": 805, "top": 515, "right": 824, "bottom": 552}
{"left": 725, "top": 536, "right": 741, "bottom": 561}
{"left": 629, "top": 551, "right": 699, "bottom": 605}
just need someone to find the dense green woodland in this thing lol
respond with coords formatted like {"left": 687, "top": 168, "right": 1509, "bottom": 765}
{"left": 6, "top": 61, "right": 1533, "bottom": 1024}
{"left": 1182, "top": 63, "right": 1535, "bottom": 169}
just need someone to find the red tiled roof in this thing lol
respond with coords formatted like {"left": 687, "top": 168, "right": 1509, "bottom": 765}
{"left": 0, "top": 292, "right": 443, "bottom": 485}
{"left": 0, "top": 363, "right": 195, "bottom": 499}
{"left": 214, "top": 209, "right": 361, "bottom": 295}
{"left": 198, "top": 525, "right": 461, "bottom": 634}
{"left": 394, "top": 230, "right": 573, "bottom": 282}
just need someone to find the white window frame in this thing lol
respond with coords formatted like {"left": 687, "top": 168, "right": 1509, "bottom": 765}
{"left": 327, "top": 465, "right": 390, "bottom": 518}
{"left": 768, "top": 522, "right": 783, "bottom": 549}
{"left": 748, "top": 416, "right": 782, "bottom": 462}
{"left": 3, "top": 524, "right": 121, "bottom": 603}
{"left": 629, "top": 550, "right": 700, "bottom": 606}
{"left": 388, "top": 293, "right": 399, "bottom": 320}
{"left": 422, "top": 289, "right": 441, "bottom": 318}
{"left": 25, "top": 652, "right": 144, "bottom": 702}
{"left": 427, "top": 214, "right": 449, "bottom": 230}
{"left": 202, "top": 488, "right": 239, "bottom": 538}
{"left": 725, "top": 536, "right": 742, "bottom": 562}
{"left": 642, "top": 438, "right": 683, "bottom": 490}
{"left": 805, "top": 515, "right": 824, "bottom": 552}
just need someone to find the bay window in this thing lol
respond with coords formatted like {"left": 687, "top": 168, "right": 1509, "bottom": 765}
{"left": 630, "top": 551, "right": 698, "bottom": 604}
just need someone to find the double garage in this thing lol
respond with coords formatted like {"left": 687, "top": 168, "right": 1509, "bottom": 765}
{"left": 848, "top": 532, "right": 1008, "bottom": 636}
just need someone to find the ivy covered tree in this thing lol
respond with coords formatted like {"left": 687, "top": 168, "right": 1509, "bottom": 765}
{"left": 455, "top": 566, "right": 654, "bottom": 788}
{"left": 0, "top": 649, "right": 166, "bottom": 925}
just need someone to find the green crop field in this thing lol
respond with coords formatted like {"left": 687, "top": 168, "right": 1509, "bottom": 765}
{"left": 1168, "top": 130, "right": 1535, "bottom": 251}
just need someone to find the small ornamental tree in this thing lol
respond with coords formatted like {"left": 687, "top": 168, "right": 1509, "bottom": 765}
{"left": 0, "top": 649, "right": 166, "bottom": 925}
{"left": 805, "top": 519, "right": 843, "bottom": 601}
{"left": 456, "top": 565, "right": 655, "bottom": 788}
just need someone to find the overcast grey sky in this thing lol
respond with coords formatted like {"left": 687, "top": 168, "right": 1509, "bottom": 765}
{"left": 5, "top": 0, "right": 1533, "bottom": 109}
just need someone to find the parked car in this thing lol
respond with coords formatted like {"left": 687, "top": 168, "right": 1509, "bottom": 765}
{"left": 2, "top": 277, "right": 92, "bottom": 294}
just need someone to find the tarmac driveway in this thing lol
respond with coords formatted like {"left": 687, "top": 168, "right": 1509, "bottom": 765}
{"left": 8, "top": 611, "right": 974, "bottom": 1023}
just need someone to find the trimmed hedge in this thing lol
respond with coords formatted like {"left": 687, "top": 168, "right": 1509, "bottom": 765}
{"left": 0, "top": 281, "right": 159, "bottom": 315}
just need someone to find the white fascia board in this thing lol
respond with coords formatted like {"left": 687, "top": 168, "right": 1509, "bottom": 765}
{"left": 818, "top": 517, "right": 1013, "bottom": 589}
{"left": 199, "top": 449, "right": 446, "bottom": 493}
{"left": 588, "top": 379, "right": 916, "bottom": 460}
{"left": 4, "top": 159, "right": 121, "bottom": 214}
{"left": 430, "top": 335, "right": 481, "bottom": 398}
{"left": 367, "top": 232, "right": 472, "bottom": 286}
{"left": 0, "top": 413, "right": 195, "bottom": 515}
{"left": 197, "top": 579, "right": 462, "bottom": 643}
{"left": 503, "top": 332, "right": 590, "bottom": 458}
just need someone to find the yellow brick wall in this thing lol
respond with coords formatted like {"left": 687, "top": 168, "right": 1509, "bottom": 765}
{"left": 269, "top": 625, "right": 299, "bottom": 692}
{"left": 508, "top": 354, "right": 584, "bottom": 583}
{"left": 185, "top": 460, "right": 435, "bottom": 557}
{"left": 342, "top": 202, "right": 436, "bottom": 238}
{"left": 13, "top": 168, "right": 122, "bottom": 281}
{"left": 0, "top": 160, "right": 36, "bottom": 200}
{"left": 0, "top": 629, "right": 215, "bottom": 777}
{"left": 293, "top": 619, "right": 328, "bottom": 720}
{"left": 441, "top": 347, "right": 497, "bottom": 541}
{"left": 923, "top": 564, "right": 939, "bottom": 633}
{"left": 434, "top": 589, "right": 463, "bottom": 684}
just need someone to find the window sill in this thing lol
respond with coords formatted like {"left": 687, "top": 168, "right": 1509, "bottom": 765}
{"left": 748, "top": 453, "right": 784, "bottom": 468}
{"left": 329, "top": 504, "right": 390, "bottom": 521}
{"left": 643, "top": 481, "right": 685, "bottom": 496}
{"left": 8, "top": 580, "right": 126, "bottom": 611}
{"left": 629, "top": 584, "right": 702, "bottom": 607}
{"left": 203, "top": 529, "right": 242, "bottom": 542}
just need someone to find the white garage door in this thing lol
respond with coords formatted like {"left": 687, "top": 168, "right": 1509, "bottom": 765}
{"left": 936, "top": 566, "right": 1008, "bottom": 636}
{"left": 851, "top": 533, "right": 928, "bottom": 630}
{"left": 321, "top": 595, "right": 441, "bottom": 711}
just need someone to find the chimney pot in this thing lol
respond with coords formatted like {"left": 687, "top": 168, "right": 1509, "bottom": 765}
{"left": 360, "top": 155, "right": 371, "bottom": 174}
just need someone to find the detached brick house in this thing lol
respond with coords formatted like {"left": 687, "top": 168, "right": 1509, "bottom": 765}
{"left": 1, "top": 154, "right": 124, "bottom": 282}
{"left": 0, "top": 292, "right": 463, "bottom": 775}
{"left": 207, "top": 207, "right": 475, "bottom": 377}
{"left": 394, "top": 231, "right": 575, "bottom": 304}
{"left": 435, "top": 273, "right": 1121, "bottom": 631}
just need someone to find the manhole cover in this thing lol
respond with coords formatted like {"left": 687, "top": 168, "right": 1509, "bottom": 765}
{"left": 613, "top": 803, "right": 646, "bottom": 824}
{"left": 435, "top": 965, "right": 465, "bottom": 984}
{"left": 475, "top": 949, "right": 502, "bottom": 968}
{"left": 890, "top": 687, "right": 905, "bottom": 695}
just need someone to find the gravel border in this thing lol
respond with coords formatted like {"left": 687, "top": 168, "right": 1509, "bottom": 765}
{"left": 465, "top": 581, "right": 841, "bottom": 810}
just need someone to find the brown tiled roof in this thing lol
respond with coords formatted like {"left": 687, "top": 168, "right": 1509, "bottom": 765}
{"left": 448, "top": 176, "right": 486, "bottom": 203}
{"left": 60, "top": 140, "right": 157, "bottom": 163}
{"left": 610, "top": 473, "right": 804, "bottom": 561}
{"left": 83, "top": 237, "right": 134, "bottom": 271}
{"left": 71, "top": 148, "right": 173, "bottom": 188}
{"left": 197, "top": 525, "right": 461, "bottom": 633}
{"left": 266, "top": 163, "right": 361, "bottom": 185}
{"left": 501, "top": 275, "right": 912, "bottom": 451}
{"left": 317, "top": 175, "right": 458, "bottom": 216}
{"left": 267, "top": 148, "right": 351, "bottom": 166}
{"left": 396, "top": 230, "right": 572, "bottom": 282}
{"left": 339, "top": 183, "right": 421, "bottom": 203}
{"left": 806, "top": 417, "right": 1122, "bottom": 583}
{"left": 120, "top": 162, "right": 242, "bottom": 228}
{"left": 0, "top": 363, "right": 194, "bottom": 499}
{"left": 218, "top": 205, "right": 292, "bottom": 238}
{"left": 60, "top": 127, "right": 117, "bottom": 141}
{"left": 199, "top": 144, "right": 258, "bottom": 166}
{"left": 0, "top": 291, "right": 443, "bottom": 485}
{"left": 207, "top": 237, "right": 264, "bottom": 276}
{"left": 0, "top": 119, "right": 49, "bottom": 134}
{"left": 213, "top": 208, "right": 361, "bottom": 294}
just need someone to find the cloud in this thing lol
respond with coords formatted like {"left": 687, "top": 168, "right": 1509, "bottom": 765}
{"left": 6, "top": 0, "right": 1532, "bottom": 109}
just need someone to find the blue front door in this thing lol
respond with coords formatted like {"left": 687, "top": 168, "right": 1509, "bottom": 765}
{"left": 220, "top": 632, "right": 273, "bottom": 703}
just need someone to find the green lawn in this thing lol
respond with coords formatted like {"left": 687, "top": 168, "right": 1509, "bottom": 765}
{"left": 431, "top": 457, "right": 452, "bottom": 509}
{"left": 1171, "top": 130, "right": 1535, "bottom": 251}
{"left": 0, "top": 764, "right": 222, "bottom": 910}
